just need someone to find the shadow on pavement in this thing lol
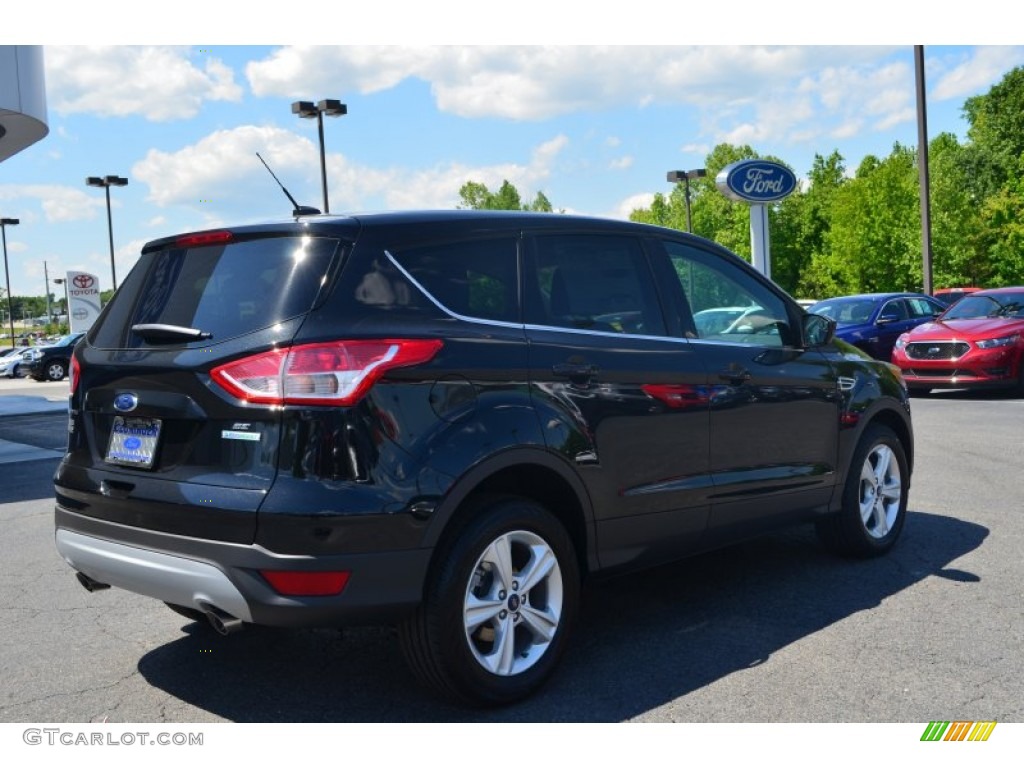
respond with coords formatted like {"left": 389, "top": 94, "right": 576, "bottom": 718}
{"left": 137, "top": 509, "right": 986, "bottom": 722}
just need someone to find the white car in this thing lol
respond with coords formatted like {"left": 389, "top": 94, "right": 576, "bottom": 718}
{"left": 0, "top": 346, "right": 25, "bottom": 378}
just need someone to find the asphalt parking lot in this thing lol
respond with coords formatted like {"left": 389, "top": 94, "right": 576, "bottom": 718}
{"left": 0, "top": 374, "right": 1021, "bottom": 723}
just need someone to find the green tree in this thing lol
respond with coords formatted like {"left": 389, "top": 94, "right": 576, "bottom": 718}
{"left": 927, "top": 132, "right": 987, "bottom": 287}
{"left": 457, "top": 179, "right": 558, "bottom": 212}
{"left": 825, "top": 144, "right": 922, "bottom": 292}
{"left": 962, "top": 65, "right": 1024, "bottom": 196}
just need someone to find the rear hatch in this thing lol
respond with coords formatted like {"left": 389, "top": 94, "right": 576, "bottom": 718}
{"left": 55, "top": 227, "right": 346, "bottom": 544}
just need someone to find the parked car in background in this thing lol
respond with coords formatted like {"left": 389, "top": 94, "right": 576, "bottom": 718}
{"left": 1, "top": 346, "right": 25, "bottom": 378}
{"left": 692, "top": 304, "right": 764, "bottom": 336}
{"left": 892, "top": 286, "right": 1024, "bottom": 395}
{"left": 933, "top": 286, "right": 982, "bottom": 306}
{"left": 21, "top": 332, "right": 85, "bottom": 381}
{"left": 53, "top": 211, "right": 914, "bottom": 706}
{"left": 807, "top": 293, "right": 946, "bottom": 361}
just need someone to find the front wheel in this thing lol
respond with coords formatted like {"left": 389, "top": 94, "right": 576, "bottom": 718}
{"left": 46, "top": 360, "right": 67, "bottom": 381}
{"left": 399, "top": 496, "right": 580, "bottom": 706}
{"left": 817, "top": 424, "right": 909, "bottom": 558}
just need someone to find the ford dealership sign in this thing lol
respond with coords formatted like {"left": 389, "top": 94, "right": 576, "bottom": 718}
{"left": 716, "top": 159, "right": 797, "bottom": 204}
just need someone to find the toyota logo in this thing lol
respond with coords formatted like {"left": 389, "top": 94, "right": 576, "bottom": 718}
{"left": 73, "top": 274, "right": 95, "bottom": 289}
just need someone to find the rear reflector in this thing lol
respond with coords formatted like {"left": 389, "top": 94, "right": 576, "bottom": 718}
{"left": 211, "top": 339, "right": 443, "bottom": 407}
{"left": 260, "top": 570, "right": 350, "bottom": 597}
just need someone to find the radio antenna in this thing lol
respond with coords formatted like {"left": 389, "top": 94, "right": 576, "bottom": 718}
{"left": 256, "top": 152, "right": 321, "bottom": 217}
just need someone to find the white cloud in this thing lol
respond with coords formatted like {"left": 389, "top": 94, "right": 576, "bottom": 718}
{"left": 133, "top": 125, "right": 313, "bottom": 207}
{"left": 932, "top": 46, "right": 1024, "bottom": 101}
{"left": 132, "top": 125, "right": 570, "bottom": 212}
{"left": 46, "top": 46, "right": 243, "bottom": 121}
{"left": 0, "top": 185, "right": 103, "bottom": 222}
{"left": 608, "top": 192, "right": 655, "bottom": 221}
{"left": 610, "top": 156, "right": 634, "bottom": 170}
{"left": 247, "top": 45, "right": 901, "bottom": 121}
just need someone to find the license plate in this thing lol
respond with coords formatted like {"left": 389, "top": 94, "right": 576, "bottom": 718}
{"left": 105, "top": 416, "right": 162, "bottom": 469}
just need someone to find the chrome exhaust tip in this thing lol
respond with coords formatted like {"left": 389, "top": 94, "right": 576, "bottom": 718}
{"left": 76, "top": 571, "right": 111, "bottom": 592}
{"left": 204, "top": 606, "right": 244, "bottom": 635}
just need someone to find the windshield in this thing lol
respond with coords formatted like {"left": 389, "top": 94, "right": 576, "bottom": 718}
{"left": 942, "top": 292, "right": 1024, "bottom": 320}
{"left": 808, "top": 297, "right": 877, "bottom": 325}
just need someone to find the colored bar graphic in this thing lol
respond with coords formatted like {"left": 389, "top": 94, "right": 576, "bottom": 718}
{"left": 920, "top": 721, "right": 996, "bottom": 742}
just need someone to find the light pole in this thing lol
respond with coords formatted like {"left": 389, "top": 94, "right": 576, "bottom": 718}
{"left": 291, "top": 99, "right": 347, "bottom": 214}
{"left": 667, "top": 168, "right": 707, "bottom": 233}
{"left": 86, "top": 175, "right": 128, "bottom": 291}
{"left": 1, "top": 217, "right": 18, "bottom": 348}
{"left": 53, "top": 277, "right": 69, "bottom": 330}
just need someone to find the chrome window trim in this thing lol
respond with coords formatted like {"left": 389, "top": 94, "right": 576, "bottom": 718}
{"left": 385, "top": 248, "right": 693, "bottom": 344}
{"left": 384, "top": 248, "right": 523, "bottom": 331}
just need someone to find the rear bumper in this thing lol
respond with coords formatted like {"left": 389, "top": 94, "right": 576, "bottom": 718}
{"left": 55, "top": 506, "right": 432, "bottom": 627}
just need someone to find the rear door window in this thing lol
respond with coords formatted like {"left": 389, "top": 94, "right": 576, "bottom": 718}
{"left": 524, "top": 233, "right": 666, "bottom": 336}
{"left": 92, "top": 236, "right": 339, "bottom": 348}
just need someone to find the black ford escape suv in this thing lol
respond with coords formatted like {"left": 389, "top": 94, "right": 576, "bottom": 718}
{"left": 54, "top": 210, "right": 913, "bottom": 706}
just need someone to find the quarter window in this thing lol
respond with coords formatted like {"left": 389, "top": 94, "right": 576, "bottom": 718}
{"left": 389, "top": 238, "right": 519, "bottom": 323}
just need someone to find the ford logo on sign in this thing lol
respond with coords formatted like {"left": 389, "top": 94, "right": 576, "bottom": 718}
{"left": 113, "top": 393, "right": 138, "bottom": 413}
{"left": 716, "top": 159, "right": 797, "bottom": 204}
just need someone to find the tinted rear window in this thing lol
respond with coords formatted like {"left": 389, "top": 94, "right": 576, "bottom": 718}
{"left": 92, "top": 236, "right": 339, "bottom": 348}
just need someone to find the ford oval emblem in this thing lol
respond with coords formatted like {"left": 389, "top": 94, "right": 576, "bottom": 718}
{"left": 715, "top": 159, "right": 797, "bottom": 204}
{"left": 114, "top": 393, "right": 138, "bottom": 412}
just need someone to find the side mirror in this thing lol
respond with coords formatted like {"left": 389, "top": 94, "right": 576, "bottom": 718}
{"left": 876, "top": 314, "right": 900, "bottom": 325}
{"left": 803, "top": 313, "right": 835, "bottom": 347}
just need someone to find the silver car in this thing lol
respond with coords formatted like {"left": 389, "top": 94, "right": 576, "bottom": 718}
{"left": 0, "top": 346, "right": 25, "bottom": 378}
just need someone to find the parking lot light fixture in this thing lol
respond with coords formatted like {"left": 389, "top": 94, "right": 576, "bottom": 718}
{"left": 291, "top": 99, "right": 347, "bottom": 214}
{"left": 86, "top": 175, "right": 128, "bottom": 291}
{"left": 667, "top": 169, "right": 707, "bottom": 233}
{"left": 1, "top": 217, "right": 19, "bottom": 348}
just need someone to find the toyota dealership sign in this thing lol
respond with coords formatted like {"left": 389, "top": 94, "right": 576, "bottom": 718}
{"left": 67, "top": 271, "right": 101, "bottom": 333}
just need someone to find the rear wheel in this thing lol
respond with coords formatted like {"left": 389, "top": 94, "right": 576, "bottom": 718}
{"left": 817, "top": 424, "right": 908, "bottom": 558}
{"left": 399, "top": 496, "right": 580, "bottom": 706}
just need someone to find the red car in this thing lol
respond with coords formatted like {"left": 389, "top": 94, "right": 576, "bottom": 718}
{"left": 892, "top": 286, "right": 1024, "bottom": 395}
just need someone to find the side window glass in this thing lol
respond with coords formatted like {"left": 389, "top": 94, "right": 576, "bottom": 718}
{"left": 662, "top": 240, "right": 790, "bottom": 347}
{"left": 525, "top": 234, "right": 666, "bottom": 336}
{"left": 907, "top": 297, "right": 940, "bottom": 318}
{"left": 880, "top": 300, "right": 908, "bottom": 321}
{"left": 389, "top": 238, "right": 519, "bottom": 323}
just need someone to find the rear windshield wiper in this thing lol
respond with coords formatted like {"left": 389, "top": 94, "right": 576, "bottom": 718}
{"left": 131, "top": 323, "right": 213, "bottom": 343}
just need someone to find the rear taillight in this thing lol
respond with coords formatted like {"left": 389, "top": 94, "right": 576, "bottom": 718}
{"left": 210, "top": 339, "right": 443, "bottom": 406}
{"left": 260, "top": 570, "right": 350, "bottom": 597}
{"left": 70, "top": 355, "right": 80, "bottom": 395}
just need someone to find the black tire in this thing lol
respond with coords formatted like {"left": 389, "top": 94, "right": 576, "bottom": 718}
{"left": 399, "top": 496, "right": 580, "bottom": 706}
{"left": 816, "top": 424, "right": 909, "bottom": 558}
{"left": 46, "top": 360, "right": 67, "bottom": 381}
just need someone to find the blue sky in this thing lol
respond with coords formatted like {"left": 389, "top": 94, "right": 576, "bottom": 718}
{"left": 2, "top": 10, "right": 1022, "bottom": 299}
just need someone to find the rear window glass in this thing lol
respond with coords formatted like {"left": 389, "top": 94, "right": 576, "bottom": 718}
{"left": 92, "top": 236, "right": 339, "bottom": 348}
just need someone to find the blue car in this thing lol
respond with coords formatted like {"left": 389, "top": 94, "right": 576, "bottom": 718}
{"left": 808, "top": 292, "right": 946, "bottom": 361}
